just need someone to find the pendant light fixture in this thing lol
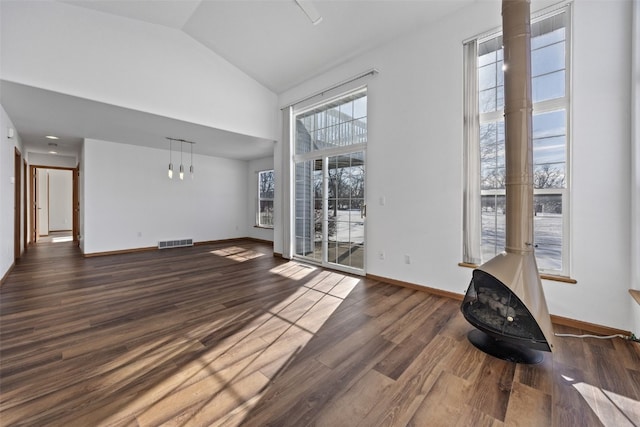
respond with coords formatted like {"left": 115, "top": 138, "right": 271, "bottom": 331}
{"left": 166, "top": 137, "right": 195, "bottom": 181}
{"left": 190, "top": 142, "right": 194, "bottom": 179}
{"left": 167, "top": 138, "right": 173, "bottom": 179}
{"left": 179, "top": 140, "right": 184, "bottom": 180}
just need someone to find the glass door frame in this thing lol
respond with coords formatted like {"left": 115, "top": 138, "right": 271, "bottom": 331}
{"left": 293, "top": 144, "right": 367, "bottom": 276}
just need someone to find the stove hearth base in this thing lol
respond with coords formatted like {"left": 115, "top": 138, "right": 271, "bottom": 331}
{"left": 467, "top": 329, "right": 544, "bottom": 364}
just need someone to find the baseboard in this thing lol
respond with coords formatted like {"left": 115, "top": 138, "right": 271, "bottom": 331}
{"left": 1, "top": 263, "right": 15, "bottom": 287}
{"left": 84, "top": 246, "right": 157, "bottom": 258}
{"left": 244, "top": 237, "right": 274, "bottom": 245}
{"left": 549, "top": 314, "right": 631, "bottom": 337}
{"left": 366, "top": 273, "right": 631, "bottom": 338}
{"left": 366, "top": 273, "right": 465, "bottom": 302}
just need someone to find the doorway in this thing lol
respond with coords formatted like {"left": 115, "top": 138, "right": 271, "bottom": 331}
{"left": 30, "top": 166, "right": 79, "bottom": 246}
{"left": 293, "top": 89, "right": 368, "bottom": 275}
{"left": 294, "top": 152, "right": 365, "bottom": 273}
{"left": 14, "top": 148, "right": 22, "bottom": 261}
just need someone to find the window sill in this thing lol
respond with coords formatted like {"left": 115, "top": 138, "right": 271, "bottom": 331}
{"left": 458, "top": 262, "right": 577, "bottom": 284}
{"left": 630, "top": 289, "right": 640, "bottom": 306}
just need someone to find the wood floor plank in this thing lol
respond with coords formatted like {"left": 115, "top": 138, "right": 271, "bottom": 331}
{"left": 245, "top": 334, "right": 395, "bottom": 427}
{"left": 407, "top": 370, "right": 473, "bottom": 427}
{"left": 551, "top": 361, "right": 606, "bottom": 427}
{"left": 441, "top": 329, "right": 488, "bottom": 383}
{"left": 374, "top": 300, "right": 457, "bottom": 380}
{"left": 311, "top": 369, "right": 396, "bottom": 427}
{"left": 611, "top": 337, "right": 640, "bottom": 372}
{"left": 1, "top": 239, "right": 639, "bottom": 426}
{"left": 453, "top": 405, "right": 506, "bottom": 427}
{"left": 360, "top": 334, "right": 459, "bottom": 426}
{"left": 513, "top": 352, "right": 554, "bottom": 395}
{"left": 503, "top": 381, "right": 552, "bottom": 426}
{"left": 380, "top": 295, "right": 447, "bottom": 345}
{"left": 467, "top": 356, "right": 517, "bottom": 422}
{"left": 585, "top": 342, "right": 640, "bottom": 400}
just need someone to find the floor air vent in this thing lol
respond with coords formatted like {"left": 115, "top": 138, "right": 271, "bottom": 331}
{"left": 158, "top": 239, "right": 193, "bottom": 249}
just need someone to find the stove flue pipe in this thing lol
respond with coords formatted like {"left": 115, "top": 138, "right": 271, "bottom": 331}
{"left": 503, "top": 0, "right": 534, "bottom": 255}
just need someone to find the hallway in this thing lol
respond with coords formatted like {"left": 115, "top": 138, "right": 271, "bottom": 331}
{"left": 36, "top": 230, "right": 73, "bottom": 244}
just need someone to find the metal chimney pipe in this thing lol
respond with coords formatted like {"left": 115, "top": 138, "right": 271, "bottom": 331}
{"left": 503, "top": 0, "right": 534, "bottom": 255}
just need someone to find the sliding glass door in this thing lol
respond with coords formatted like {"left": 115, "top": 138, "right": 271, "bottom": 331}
{"left": 326, "top": 152, "right": 365, "bottom": 270}
{"left": 293, "top": 89, "right": 367, "bottom": 274}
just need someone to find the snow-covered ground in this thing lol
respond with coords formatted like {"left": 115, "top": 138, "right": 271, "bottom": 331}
{"left": 482, "top": 212, "right": 562, "bottom": 271}
{"left": 330, "top": 209, "right": 365, "bottom": 244}
{"left": 300, "top": 209, "right": 562, "bottom": 272}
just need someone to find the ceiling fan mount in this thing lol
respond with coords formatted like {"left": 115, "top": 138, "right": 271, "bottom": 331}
{"left": 295, "top": 0, "right": 322, "bottom": 25}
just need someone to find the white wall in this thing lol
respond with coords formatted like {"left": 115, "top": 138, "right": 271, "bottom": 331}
{"left": 29, "top": 153, "right": 77, "bottom": 168}
{"left": 0, "top": 104, "right": 24, "bottom": 279}
{"left": 83, "top": 139, "right": 249, "bottom": 254}
{"left": 247, "top": 156, "right": 275, "bottom": 243}
{"left": 48, "top": 169, "right": 72, "bottom": 231}
{"left": 79, "top": 142, "right": 86, "bottom": 253}
{"left": 0, "top": 0, "right": 278, "bottom": 141}
{"left": 558, "top": 0, "right": 633, "bottom": 331}
{"left": 631, "top": 0, "right": 640, "bottom": 335}
{"left": 276, "top": 0, "right": 634, "bottom": 331}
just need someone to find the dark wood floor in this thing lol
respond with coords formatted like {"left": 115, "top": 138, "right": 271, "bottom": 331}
{"left": 1, "top": 240, "right": 639, "bottom": 426}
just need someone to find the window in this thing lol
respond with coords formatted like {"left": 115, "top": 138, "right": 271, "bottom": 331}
{"left": 258, "top": 170, "right": 274, "bottom": 228}
{"left": 464, "top": 6, "right": 570, "bottom": 275}
{"left": 295, "top": 91, "right": 367, "bottom": 155}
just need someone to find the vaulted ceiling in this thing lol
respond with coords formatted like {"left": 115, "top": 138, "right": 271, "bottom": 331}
{"left": 2, "top": 0, "right": 476, "bottom": 160}
{"left": 62, "top": 0, "right": 473, "bottom": 93}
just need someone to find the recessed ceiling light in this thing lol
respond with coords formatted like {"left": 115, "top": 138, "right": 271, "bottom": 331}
{"left": 46, "top": 135, "right": 59, "bottom": 140}
{"left": 48, "top": 151, "right": 58, "bottom": 154}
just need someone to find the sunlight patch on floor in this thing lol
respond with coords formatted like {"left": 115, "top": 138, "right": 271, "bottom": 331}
{"left": 572, "top": 381, "right": 640, "bottom": 426}
{"left": 121, "top": 265, "right": 361, "bottom": 426}
{"left": 269, "top": 261, "right": 317, "bottom": 280}
{"left": 51, "top": 236, "right": 73, "bottom": 243}
{"left": 209, "top": 246, "right": 266, "bottom": 262}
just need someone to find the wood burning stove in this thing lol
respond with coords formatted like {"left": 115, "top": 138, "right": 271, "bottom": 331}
{"left": 461, "top": 0, "right": 555, "bottom": 364}
{"left": 461, "top": 252, "right": 554, "bottom": 363}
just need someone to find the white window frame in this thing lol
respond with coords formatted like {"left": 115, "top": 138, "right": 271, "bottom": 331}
{"left": 257, "top": 169, "right": 274, "bottom": 228}
{"left": 463, "top": 3, "right": 572, "bottom": 277}
{"left": 292, "top": 87, "right": 368, "bottom": 275}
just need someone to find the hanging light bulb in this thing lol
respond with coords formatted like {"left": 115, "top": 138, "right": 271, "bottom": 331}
{"left": 179, "top": 140, "right": 184, "bottom": 180}
{"left": 190, "top": 142, "right": 194, "bottom": 179}
{"left": 167, "top": 138, "right": 173, "bottom": 179}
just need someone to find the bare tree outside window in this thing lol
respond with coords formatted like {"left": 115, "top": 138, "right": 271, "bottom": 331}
{"left": 258, "top": 170, "right": 274, "bottom": 227}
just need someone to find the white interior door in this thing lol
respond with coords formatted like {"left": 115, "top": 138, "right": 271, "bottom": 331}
{"left": 37, "top": 169, "right": 49, "bottom": 236}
